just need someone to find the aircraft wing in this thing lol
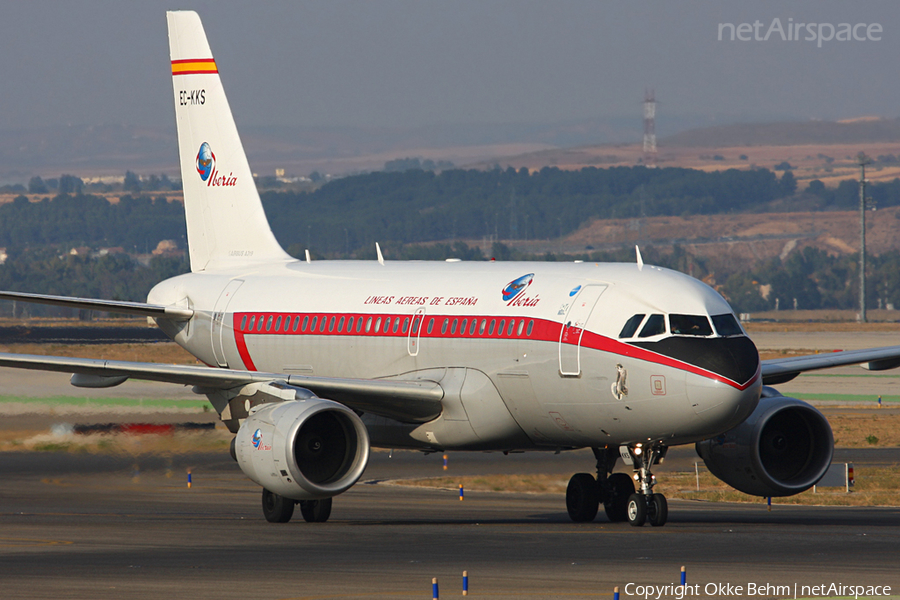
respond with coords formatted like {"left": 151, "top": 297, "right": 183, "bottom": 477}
{"left": 0, "top": 291, "right": 193, "bottom": 321}
{"left": 761, "top": 345, "right": 900, "bottom": 385}
{"left": 0, "top": 352, "right": 444, "bottom": 423}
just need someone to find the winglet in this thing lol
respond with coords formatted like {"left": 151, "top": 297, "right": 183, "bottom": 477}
{"left": 635, "top": 245, "right": 644, "bottom": 271}
{"left": 376, "top": 243, "right": 385, "bottom": 266}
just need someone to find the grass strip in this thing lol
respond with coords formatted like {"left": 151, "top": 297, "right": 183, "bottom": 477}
{"left": 0, "top": 395, "right": 208, "bottom": 409}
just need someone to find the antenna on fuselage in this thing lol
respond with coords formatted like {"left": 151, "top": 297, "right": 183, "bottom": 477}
{"left": 305, "top": 249, "right": 311, "bottom": 264}
{"left": 376, "top": 243, "right": 385, "bottom": 266}
{"left": 635, "top": 245, "right": 644, "bottom": 271}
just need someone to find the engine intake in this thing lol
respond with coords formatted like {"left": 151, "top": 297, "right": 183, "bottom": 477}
{"left": 235, "top": 397, "right": 370, "bottom": 500}
{"left": 695, "top": 390, "right": 833, "bottom": 497}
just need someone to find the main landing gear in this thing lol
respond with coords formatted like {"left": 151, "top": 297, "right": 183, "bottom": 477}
{"left": 261, "top": 489, "right": 333, "bottom": 523}
{"left": 565, "top": 444, "right": 668, "bottom": 527}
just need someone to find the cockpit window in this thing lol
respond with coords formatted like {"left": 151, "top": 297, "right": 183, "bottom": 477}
{"left": 712, "top": 313, "right": 743, "bottom": 337}
{"left": 669, "top": 314, "right": 713, "bottom": 336}
{"left": 638, "top": 314, "right": 666, "bottom": 338}
{"left": 618, "top": 314, "right": 645, "bottom": 339}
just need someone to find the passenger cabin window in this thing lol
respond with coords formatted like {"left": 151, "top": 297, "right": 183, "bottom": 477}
{"left": 488, "top": 320, "right": 495, "bottom": 335}
{"left": 402, "top": 317, "right": 410, "bottom": 333}
{"left": 302, "top": 316, "right": 309, "bottom": 331}
{"left": 392, "top": 318, "right": 399, "bottom": 333}
{"left": 469, "top": 320, "right": 477, "bottom": 335}
{"left": 310, "top": 316, "right": 318, "bottom": 332}
{"left": 427, "top": 318, "right": 434, "bottom": 334}
{"left": 248, "top": 316, "right": 256, "bottom": 330}
{"left": 319, "top": 317, "right": 327, "bottom": 332}
{"left": 451, "top": 319, "right": 458, "bottom": 334}
{"left": 669, "top": 314, "right": 712, "bottom": 337}
{"left": 517, "top": 320, "right": 524, "bottom": 336}
{"left": 275, "top": 316, "right": 282, "bottom": 331}
{"left": 527, "top": 320, "right": 534, "bottom": 336}
{"left": 329, "top": 316, "right": 336, "bottom": 332}
{"left": 347, "top": 316, "right": 355, "bottom": 332}
{"left": 292, "top": 316, "right": 300, "bottom": 331}
{"left": 240, "top": 315, "right": 248, "bottom": 330}
{"left": 478, "top": 319, "right": 486, "bottom": 335}
{"left": 507, "top": 320, "right": 515, "bottom": 336}
{"left": 618, "top": 314, "right": 645, "bottom": 339}
{"left": 498, "top": 319, "right": 505, "bottom": 336}
{"left": 712, "top": 314, "right": 743, "bottom": 337}
{"left": 441, "top": 319, "right": 448, "bottom": 334}
{"left": 266, "top": 316, "right": 273, "bottom": 331}
{"left": 338, "top": 316, "right": 345, "bottom": 332}
{"left": 638, "top": 314, "right": 665, "bottom": 338}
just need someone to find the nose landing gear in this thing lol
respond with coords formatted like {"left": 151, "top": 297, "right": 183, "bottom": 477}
{"left": 623, "top": 443, "right": 668, "bottom": 527}
{"left": 564, "top": 445, "right": 668, "bottom": 527}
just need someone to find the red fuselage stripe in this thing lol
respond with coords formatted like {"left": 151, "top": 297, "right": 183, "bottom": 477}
{"left": 230, "top": 312, "right": 758, "bottom": 390}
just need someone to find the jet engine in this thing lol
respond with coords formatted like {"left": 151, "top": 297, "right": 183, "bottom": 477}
{"left": 695, "top": 388, "right": 833, "bottom": 497}
{"left": 234, "top": 397, "right": 370, "bottom": 500}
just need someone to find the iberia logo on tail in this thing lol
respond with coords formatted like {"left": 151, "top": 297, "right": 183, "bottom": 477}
{"left": 196, "top": 142, "right": 237, "bottom": 187}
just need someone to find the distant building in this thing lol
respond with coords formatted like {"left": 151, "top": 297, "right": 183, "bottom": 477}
{"left": 152, "top": 239, "right": 183, "bottom": 257}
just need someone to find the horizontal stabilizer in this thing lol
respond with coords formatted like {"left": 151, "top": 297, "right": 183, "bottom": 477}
{"left": 0, "top": 291, "right": 193, "bottom": 321}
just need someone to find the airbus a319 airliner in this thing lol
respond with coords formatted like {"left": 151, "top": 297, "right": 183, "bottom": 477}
{"left": 2, "top": 11, "right": 899, "bottom": 526}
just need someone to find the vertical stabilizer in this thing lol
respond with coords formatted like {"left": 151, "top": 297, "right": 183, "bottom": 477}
{"left": 167, "top": 11, "right": 292, "bottom": 272}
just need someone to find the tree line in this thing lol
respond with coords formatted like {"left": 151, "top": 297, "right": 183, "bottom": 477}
{"left": 0, "top": 165, "right": 897, "bottom": 316}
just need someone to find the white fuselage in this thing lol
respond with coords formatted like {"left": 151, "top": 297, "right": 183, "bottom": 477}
{"left": 150, "top": 259, "right": 762, "bottom": 452}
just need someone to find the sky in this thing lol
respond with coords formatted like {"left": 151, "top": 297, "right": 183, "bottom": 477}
{"left": 1, "top": 0, "right": 898, "bottom": 132}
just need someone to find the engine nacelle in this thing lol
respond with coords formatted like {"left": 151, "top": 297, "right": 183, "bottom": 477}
{"left": 695, "top": 389, "right": 833, "bottom": 497}
{"left": 235, "top": 398, "right": 370, "bottom": 500}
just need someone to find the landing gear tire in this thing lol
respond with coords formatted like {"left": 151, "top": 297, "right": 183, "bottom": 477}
{"left": 604, "top": 473, "right": 635, "bottom": 522}
{"left": 300, "top": 497, "right": 333, "bottom": 523}
{"left": 262, "top": 488, "right": 295, "bottom": 523}
{"left": 566, "top": 473, "right": 599, "bottom": 522}
{"left": 626, "top": 493, "right": 647, "bottom": 527}
{"left": 648, "top": 493, "right": 668, "bottom": 527}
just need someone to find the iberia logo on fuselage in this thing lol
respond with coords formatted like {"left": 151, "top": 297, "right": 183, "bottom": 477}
{"left": 501, "top": 273, "right": 533, "bottom": 301}
{"left": 196, "top": 142, "right": 237, "bottom": 187}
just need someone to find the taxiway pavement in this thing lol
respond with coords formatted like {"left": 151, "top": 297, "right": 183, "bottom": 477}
{"left": 1, "top": 450, "right": 898, "bottom": 600}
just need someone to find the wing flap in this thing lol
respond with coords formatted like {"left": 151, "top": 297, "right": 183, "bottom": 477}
{"left": 761, "top": 345, "right": 900, "bottom": 385}
{"left": 0, "top": 352, "right": 443, "bottom": 423}
{"left": 0, "top": 291, "right": 193, "bottom": 320}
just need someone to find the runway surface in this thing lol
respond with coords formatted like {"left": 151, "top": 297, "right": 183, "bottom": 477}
{"left": 1, "top": 450, "right": 899, "bottom": 600}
